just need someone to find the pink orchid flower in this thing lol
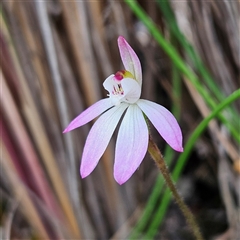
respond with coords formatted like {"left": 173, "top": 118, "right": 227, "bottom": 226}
{"left": 63, "top": 36, "right": 183, "bottom": 185}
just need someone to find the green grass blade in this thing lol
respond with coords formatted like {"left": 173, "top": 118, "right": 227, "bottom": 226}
{"left": 156, "top": 0, "right": 239, "bottom": 128}
{"left": 144, "top": 89, "right": 240, "bottom": 238}
{"left": 124, "top": 0, "right": 239, "bottom": 143}
{"left": 129, "top": 48, "right": 182, "bottom": 239}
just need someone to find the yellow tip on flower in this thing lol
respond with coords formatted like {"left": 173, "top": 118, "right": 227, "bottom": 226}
{"left": 114, "top": 70, "right": 135, "bottom": 81}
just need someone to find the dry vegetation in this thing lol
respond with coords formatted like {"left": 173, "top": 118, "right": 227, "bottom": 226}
{"left": 1, "top": 0, "right": 239, "bottom": 239}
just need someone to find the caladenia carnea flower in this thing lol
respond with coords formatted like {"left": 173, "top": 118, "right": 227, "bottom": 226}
{"left": 63, "top": 36, "right": 183, "bottom": 185}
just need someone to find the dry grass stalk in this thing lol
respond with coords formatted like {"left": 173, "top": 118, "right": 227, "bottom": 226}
{"left": 1, "top": 0, "right": 239, "bottom": 238}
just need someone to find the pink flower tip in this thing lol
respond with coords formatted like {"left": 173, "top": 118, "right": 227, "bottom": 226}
{"left": 80, "top": 170, "right": 88, "bottom": 179}
{"left": 178, "top": 146, "right": 184, "bottom": 153}
{"left": 62, "top": 128, "right": 69, "bottom": 134}
{"left": 171, "top": 143, "right": 184, "bottom": 153}
{"left": 114, "top": 171, "right": 134, "bottom": 185}
{"left": 118, "top": 35, "right": 125, "bottom": 41}
{"left": 117, "top": 36, "right": 129, "bottom": 49}
{"left": 115, "top": 177, "right": 127, "bottom": 185}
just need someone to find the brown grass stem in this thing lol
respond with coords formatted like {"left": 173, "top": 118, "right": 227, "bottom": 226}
{"left": 148, "top": 135, "right": 204, "bottom": 240}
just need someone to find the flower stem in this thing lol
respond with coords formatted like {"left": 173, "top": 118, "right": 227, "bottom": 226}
{"left": 148, "top": 136, "right": 204, "bottom": 240}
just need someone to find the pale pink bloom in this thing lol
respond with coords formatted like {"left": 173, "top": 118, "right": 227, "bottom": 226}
{"left": 63, "top": 36, "right": 183, "bottom": 184}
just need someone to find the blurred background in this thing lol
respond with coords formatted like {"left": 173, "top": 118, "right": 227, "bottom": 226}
{"left": 1, "top": 0, "right": 239, "bottom": 239}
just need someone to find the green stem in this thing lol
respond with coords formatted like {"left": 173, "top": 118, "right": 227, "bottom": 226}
{"left": 156, "top": 0, "right": 239, "bottom": 128}
{"left": 174, "top": 88, "right": 240, "bottom": 177}
{"left": 148, "top": 136, "right": 204, "bottom": 240}
{"left": 147, "top": 89, "right": 240, "bottom": 238}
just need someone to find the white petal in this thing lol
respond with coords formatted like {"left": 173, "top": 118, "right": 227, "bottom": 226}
{"left": 118, "top": 36, "right": 142, "bottom": 86}
{"left": 121, "top": 78, "right": 141, "bottom": 103}
{"left": 63, "top": 98, "right": 113, "bottom": 133}
{"left": 103, "top": 74, "right": 115, "bottom": 94}
{"left": 103, "top": 74, "right": 125, "bottom": 105}
{"left": 103, "top": 75, "right": 141, "bottom": 105}
{"left": 114, "top": 105, "right": 148, "bottom": 184}
{"left": 80, "top": 103, "right": 129, "bottom": 178}
{"left": 137, "top": 99, "right": 183, "bottom": 152}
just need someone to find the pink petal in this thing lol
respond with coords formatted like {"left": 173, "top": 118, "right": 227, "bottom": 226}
{"left": 118, "top": 36, "right": 142, "bottom": 86}
{"left": 63, "top": 98, "right": 113, "bottom": 133}
{"left": 80, "top": 103, "right": 129, "bottom": 178}
{"left": 114, "top": 105, "right": 148, "bottom": 184}
{"left": 137, "top": 99, "right": 183, "bottom": 152}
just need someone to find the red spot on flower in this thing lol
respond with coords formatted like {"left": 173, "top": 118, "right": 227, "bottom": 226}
{"left": 114, "top": 70, "right": 125, "bottom": 81}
